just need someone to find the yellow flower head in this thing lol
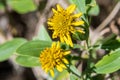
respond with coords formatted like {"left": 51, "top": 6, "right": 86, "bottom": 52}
{"left": 48, "top": 4, "right": 84, "bottom": 47}
{"left": 39, "top": 42, "right": 70, "bottom": 77}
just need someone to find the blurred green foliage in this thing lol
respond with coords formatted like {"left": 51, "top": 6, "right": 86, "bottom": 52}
{"left": 0, "top": 0, "right": 37, "bottom": 14}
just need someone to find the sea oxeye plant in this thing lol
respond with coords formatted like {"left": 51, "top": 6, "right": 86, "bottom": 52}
{"left": 47, "top": 4, "right": 84, "bottom": 47}
{"left": 0, "top": 0, "right": 120, "bottom": 80}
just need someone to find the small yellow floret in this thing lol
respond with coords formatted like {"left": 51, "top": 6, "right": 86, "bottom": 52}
{"left": 48, "top": 4, "right": 84, "bottom": 47}
{"left": 39, "top": 42, "right": 70, "bottom": 77}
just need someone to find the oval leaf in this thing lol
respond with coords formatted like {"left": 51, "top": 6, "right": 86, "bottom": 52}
{"left": 7, "top": 0, "right": 37, "bottom": 14}
{"left": 95, "top": 48, "right": 120, "bottom": 74}
{"left": 0, "top": 38, "right": 27, "bottom": 61}
{"left": 16, "top": 40, "right": 51, "bottom": 57}
{"left": 16, "top": 55, "right": 40, "bottom": 67}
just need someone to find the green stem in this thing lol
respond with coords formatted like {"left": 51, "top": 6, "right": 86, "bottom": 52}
{"left": 83, "top": 39, "right": 93, "bottom": 80}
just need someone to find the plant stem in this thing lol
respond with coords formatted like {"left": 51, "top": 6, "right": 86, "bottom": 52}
{"left": 83, "top": 39, "right": 93, "bottom": 80}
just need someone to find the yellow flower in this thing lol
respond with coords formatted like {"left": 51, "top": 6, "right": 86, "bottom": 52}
{"left": 39, "top": 42, "right": 70, "bottom": 77}
{"left": 47, "top": 4, "right": 84, "bottom": 47}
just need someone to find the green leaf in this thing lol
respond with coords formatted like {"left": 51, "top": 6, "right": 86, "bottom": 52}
{"left": 33, "top": 25, "right": 52, "bottom": 42}
{"left": 86, "top": 0, "right": 96, "bottom": 6}
{"left": 101, "top": 33, "right": 117, "bottom": 44}
{"left": 101, "top": 39, "right": 120, "bottom": 50}
{"left": 95, "top": 48, "right": 120, "bottom": 74}
{"left": 100, "top": 34, "right": 120, "bottom": 50}
{"left": 69, "top": 0, "right": 86, "bottom": 13}
{"left": 16, "top": 55, "right": 40, "bottom": 67}
{"left": 95, "top": 34, "right": 118, "bottom": 50}
{"left": 86, "top": 0, "right": 100, "bottom": 16}
{"left": 88, "top": 5, "right": 99, "bottom": 16}
{"left": 16, "top": 40, "right": 52, "bottom": 57}
{"left": 69, "top": 65, "right": 81, "bottom": 77}
{"left": 0, "top": 38, "right": 27, "bottom": 61}
{"left": 7, "top": 0, "right": 37, "bottom": 14}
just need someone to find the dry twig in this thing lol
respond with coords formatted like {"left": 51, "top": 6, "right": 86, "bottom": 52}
{"left": 91, "top": 2, "right": 120, "bottom": 44}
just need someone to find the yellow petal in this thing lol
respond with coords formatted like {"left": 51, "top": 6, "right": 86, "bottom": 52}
{"left": 57, "top": 4, "right": 64, "bottom": 11}
{"left": 60, "top": 64, "right": 67, "bottom": 69}
{"left": 60, "top": 34, "right": 65, "bottom": 43}
{"left": 63, "top": 35, "right": 73, "bottom": 47}
{"left": 77, "top": 29, "right": 85, "bottom": 34}
{"left": 72, "top": 13, "right": 82, "bottom": 18}
{"left": 52, "top": 8, "right": 57, "bottom": 14}
{"left": 56, "top": 65, "right": 63, "bottom": 72}
{"left": 47, "top": 22, "right": 54, "bottom": 26}
{"left": 51, "top": 42, "right": 56, "bottom": 48}
{"left": 56, "top": 41, "right": 60, "bottom": 49}
{"left": 63, "top": 35, "right": 70, "bottom": 45}
{"left": 64, "top": 51, "right": 71, "bottom": 55}
{"left": 66, "top": 34, "right": 73, "bottom": 47}
{"left": 66, "top": 4, "right": 76, "bottom": 13}
{"left": 62, "top": 58, "right": 69, "bottom": 64}
{"left": 70, "top": 26, "right": 76, "bottom": 33}
{"left": 44, "top": 68, "right": 49, "bottom": 73}
{"left": 50, "top": 69, "right": 54, "bottom": 77}
{"left": 52, "top": 31, "right": 57, "bottom": 38}
{"left": 72, "top": 21, "right": 84, "bottom": 26}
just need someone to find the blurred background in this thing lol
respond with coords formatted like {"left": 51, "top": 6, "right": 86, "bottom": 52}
{"left": 0, "top": 0, "right": 120, "bottom": 80}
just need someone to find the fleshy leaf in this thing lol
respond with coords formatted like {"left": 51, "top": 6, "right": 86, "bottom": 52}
{"left": 0, "top": 38, "right": 27, "bottom": 61}
{"left": 16, "top": 40, "right": 51, "bottom": 57}
{"left": 7, "top": 0, "right": 37, "bottom": 14}
{"left": 16, "top": 55, "right": 40, "bottom": 67}
{"left": 95, "top": 48, "right": 120, "bottom": 74}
